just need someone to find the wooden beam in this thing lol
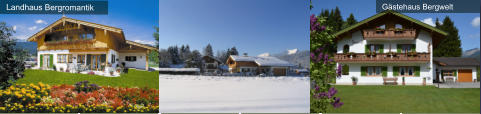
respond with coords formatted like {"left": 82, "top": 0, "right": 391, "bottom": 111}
{"left": 145, "top": 53, "right": 149, "bottom": 70}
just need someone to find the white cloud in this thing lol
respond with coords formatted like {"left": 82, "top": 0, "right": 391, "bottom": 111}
{"left": 12, "top": 26, "right": 16, "bottom": 31}
{"left": 471, "top": 17, "right": 480, "bottom": 27}
{"left": 35, "top": 19, "right": 47, "bottom": 24}
{"left": 258, "top": 53, "right": 270, "bottom": 57}
{"left": 133, "top": 40, "right": 156, "bottom": 46}
{"left": 422, "top": 18, "right": 435, "bottom": 26}
{"left": 28, "top": 26, "right": 37, "bottom": 31}
{"left": 287, "top": 48, "right": 298, "bottom": 55}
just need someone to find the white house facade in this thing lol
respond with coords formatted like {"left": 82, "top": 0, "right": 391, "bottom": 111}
{"left": 333, "top": 11, "right": 449, "bottom": 85}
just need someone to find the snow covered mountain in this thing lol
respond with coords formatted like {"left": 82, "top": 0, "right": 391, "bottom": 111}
{"left": 462, "top": 48, "right": 480, "bottom": 60}
{"left": 271, "top": 49, "right": 309, "bottom": 69}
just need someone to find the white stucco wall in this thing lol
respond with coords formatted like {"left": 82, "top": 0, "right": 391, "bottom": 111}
{"left": 119, "top": 52, "right": 147, "bottom": 70}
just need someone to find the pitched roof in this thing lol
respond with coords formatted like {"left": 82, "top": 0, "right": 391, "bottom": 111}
{"left": 230, "top": 55, "right": 294, "bottom": 67}
{"left": 125, "top": 40, "right": 158, "bottom": 51}
{"left": 27, "top": 16, "right": 124, "bottom": 42}
{"left": 433, "top": 57, "right": 480, "bottom": 66}
{"left": 333, "top": 10, "right": 448, "bottom": 38}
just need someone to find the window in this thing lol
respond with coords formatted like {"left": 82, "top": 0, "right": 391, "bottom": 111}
{"left": 125, "top": 56, "right": 137, "bottom": 62}
{"left": 368, "top": 44, "right": 382, "bottom": 53}
{"left": 395, "top": 24, "right": 403, "bottom": 29}
{"left": 67, "top": 54, "right": 73, "bottom": 63}
{"left": 367, "top": 66, "right": 382, "bottom": 76}
{"left": 343, "top": 45, "right": 349, "bottom": 54}
{"left": 111, "top": 54, "right": 115, "bottom": 63}
{"left": 77, "top": 55, "right": 85, "bottom": 63}
{"left": 442, "top": 70, "right": 455, "bottom": 76}
{"left": 399, "top": 66, "right": 415, "bottom": 76}
{"left": 401, "top": 44, "right": 412, "bottom": 53}
{"left": 79, "top": 33, "right": 95, "bottom": 40}
{"left": 377, "top": 24, "right": 386, "bottom": 30}
{"left": 57, "top": 54, "right": 70, "bottom": 63}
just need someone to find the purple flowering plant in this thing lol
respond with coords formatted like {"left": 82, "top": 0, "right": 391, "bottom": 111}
{"left": 310, "top": 14, "right": 343, "bottom": 112}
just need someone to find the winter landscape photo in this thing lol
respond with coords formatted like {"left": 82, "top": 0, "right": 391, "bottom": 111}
{"left": 159, "top": 0, "right": 309, "bottom": 113}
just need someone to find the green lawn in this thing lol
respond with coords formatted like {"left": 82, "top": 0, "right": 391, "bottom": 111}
{"left": 327, "top": 85, "right": 480, "bottom": 113}
{"left": 16, "top": 69, "right": 159, "bottom": 89}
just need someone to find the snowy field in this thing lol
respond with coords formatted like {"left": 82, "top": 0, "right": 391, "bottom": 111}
{"left": 159, "top": 75, "right": 310, "bottom": 113}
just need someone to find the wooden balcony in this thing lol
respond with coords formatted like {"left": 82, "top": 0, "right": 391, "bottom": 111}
{"left": 334, "top": 52, "right": 430, "bottom": 63}
{"left": 363, "top": 29, "right": 416, "bottom": 40}
{"left": 44, "top": 39, "right": 98, "bottom": 50}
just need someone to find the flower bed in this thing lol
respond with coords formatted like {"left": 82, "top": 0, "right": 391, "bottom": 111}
{"left": 0, "top": 82, "right": 159, "bottom": 113}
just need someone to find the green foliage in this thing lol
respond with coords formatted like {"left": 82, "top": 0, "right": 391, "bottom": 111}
{"left": 0, "top": 22, "right": 26, "bottom": 88}
{"left": 40, "top": 55, "right": 43, "bottom": 67}
{"left": 434, "top": 16, "right": 462, "bottom": 57}
{"left": 343, "top": 13, "right": 357, "bottom": 29}
{"left": 148, "top": 51, "right": 159, "bottom": 67}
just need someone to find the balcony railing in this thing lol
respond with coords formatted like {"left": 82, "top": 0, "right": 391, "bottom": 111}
{"left": 363, "top": 29, "right": 416, "bottom": 40}
{"left": 44, "top": 39, "right": 97, "bottom": 50}
{"left": 334, "top": 52, "right": 430, "bottom": 63}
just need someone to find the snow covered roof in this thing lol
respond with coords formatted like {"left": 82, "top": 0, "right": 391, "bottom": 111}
{"left": 230, "top": 55, "right": 294, "bottom": 67}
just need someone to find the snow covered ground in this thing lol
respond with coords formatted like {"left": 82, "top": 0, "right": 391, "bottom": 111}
{"left": 159, "top": 75, "right": 310, "bottom": 113}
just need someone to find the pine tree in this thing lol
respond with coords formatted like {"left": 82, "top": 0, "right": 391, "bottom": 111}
{"left": 230, "top": 47, "right": 239, "bottom": 55}
{"left": 434, "top": 16, "right": 462, "bottom": 57}
{"left": 435, "top": 18, "right": 441, "bottom": 28}
{"left": 203, "top": 44, "right": 214, "bottom": 57}
{"left": 332, "top": 7, "right": 343, "bottom": 32}
{"left": 343, "top": 13, "right": 357, "bottom": 29}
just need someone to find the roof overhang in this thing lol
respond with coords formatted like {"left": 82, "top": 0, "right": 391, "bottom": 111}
{"left": 27, "top": 17, "right": 124, "bottom": 42}
{"left": 125, "top": 40, "right": 159, "bottom": 52}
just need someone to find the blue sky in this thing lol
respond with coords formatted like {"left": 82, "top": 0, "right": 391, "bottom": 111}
{"left": 311, "top": 0, "right": 480, "bottom": 51}
{"left": 0, "top": 0, "right": 159, "bottom": 45}
{"left": 159, "top": 0, "right": 309, "bottom": 56}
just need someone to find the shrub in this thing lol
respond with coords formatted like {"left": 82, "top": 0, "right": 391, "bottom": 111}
{"left": 74, "top": 81, "right": 100, "bottom": 93}
{"left": 87, "top": 71, "right": 95, "bottom": 75}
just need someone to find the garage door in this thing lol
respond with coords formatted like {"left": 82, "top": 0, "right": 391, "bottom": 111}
{"left": 273, "top": 68, "right": 286, "bottom": 76}
{"left": 458, "top": 69, "right": 472, "bottom": 82}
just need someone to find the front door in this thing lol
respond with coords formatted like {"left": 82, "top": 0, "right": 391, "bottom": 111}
{"left": 90, "top": 55, "right": 106, "bottom": 71}
{"left": 458, "top": 69, "right": 473, "bottom": 82}
{"left": 43, "top": 55, "right": 50, "bottom": 68}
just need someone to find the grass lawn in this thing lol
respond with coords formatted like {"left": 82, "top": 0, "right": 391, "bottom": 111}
{"left": 327, "top": 85, "right": 480, "bottom": 113}
{"left": 16, "top": 69, "right": 159, "bottom": 89}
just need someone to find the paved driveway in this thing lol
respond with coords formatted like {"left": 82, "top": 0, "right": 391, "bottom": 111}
{"left": 435, "top": 82, "right": 480, "bottom": 88}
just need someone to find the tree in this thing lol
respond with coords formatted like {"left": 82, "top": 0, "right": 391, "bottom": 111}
{"left": 203, "top": 44, "right": 214, "bottom": 57}
{"left": 167, "top": 46, "right": 181, "bottom": 64}
{"left": 229, "top": 47, "right": 239, "bottom": 55}
{"left": 435, "top": 18, "right": 441, "bottom": 28}
{"left": 158, "top": 49, "right": 171, "bottom": 67}
{"left": 434, "top": 16, "right": 462, "bottom": 57}
{"left": 0, "top": 22, "right": 26, "bottom": 88}
{"left": 153, "top": 26, "right": 159, "bottom": 48}
{"left": 186, "top": 50, "right": 203, "bottom": 71}
{"left": 216, "top": 50, "right": 228, "bottom": 64}
{"left": 343, "top": 13, "right": 357, "bottom": 29}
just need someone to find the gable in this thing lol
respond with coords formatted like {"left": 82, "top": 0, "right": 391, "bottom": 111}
{"left": 27, "top": 17, "right": 124, "bottom": 42}
{"left": 333, "top": 10, "right": 447, "bottom": 47}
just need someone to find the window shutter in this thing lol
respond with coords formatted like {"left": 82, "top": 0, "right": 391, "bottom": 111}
{"left": 415, "top": 66, "right": 420, "bottom": 76}
{"left": 382, "top": 66, "right": 387, "bottom": 77}
{"left": 454, "top": 70, "right": 457, "bottom": 77}
{"left": 412, "top": 44, "right": 416, "bottom": 52}
{"left": 379, "top": 45, "right": 384, "bottom": 54}
{"left": 397, "top": 44, "right": 402, "bottom": 53}
{"left": 40, "top": 55, "right": 43, "bottom": 67}
{"left": 49, "top": 54, "right": 53, "bottom": 68}
{"left": 361, "top": 66, "right": 367, "bottom": 76}
{"left": 365, "top": 45, "right": 370, "bottom": 54}
{"left": 393, "top": 66, "right": 399, "bottom": 76}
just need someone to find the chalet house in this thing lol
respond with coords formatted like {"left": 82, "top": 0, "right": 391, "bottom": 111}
{"left": 334, "top": 10, "right": 450, "bottom": 85}
{"left": 433, "top": 57, "right": 479, "bottom": 82}
{"left": 27, "top": 16, "right": 158, "bottom": 73}
{"left": 202, "top": 55, "right": 222, "bottom": 73}
{"left": 226, "top": 55, "right": 293, "bottom": 76}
